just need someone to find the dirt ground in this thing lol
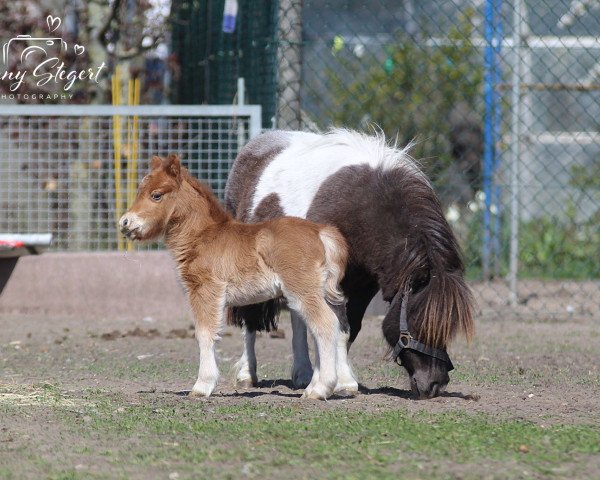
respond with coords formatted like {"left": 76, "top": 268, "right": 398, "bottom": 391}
{"left": 1, "top": 302, "right": 599, "bottom": 425}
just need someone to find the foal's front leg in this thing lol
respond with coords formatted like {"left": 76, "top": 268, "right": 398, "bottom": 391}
{"left": 189, "top": 286, "right": 225, "bottom": 397}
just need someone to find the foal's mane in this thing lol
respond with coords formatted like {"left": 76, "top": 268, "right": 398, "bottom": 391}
{"left": 180, "top": 167, "right": 231, "bottom": 223}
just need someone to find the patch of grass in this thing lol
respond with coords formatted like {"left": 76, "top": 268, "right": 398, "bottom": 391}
{"left": 2, "top": 387, "right": 599, "bottom": 479}
{"left": 72, "top": 395, "right": 600, "bottom": 476}
{"left": 0, "top": 382, "right": 92, "bottom": 408}
{"left": 86, "top": 353, "right": 195, "bottom": 382}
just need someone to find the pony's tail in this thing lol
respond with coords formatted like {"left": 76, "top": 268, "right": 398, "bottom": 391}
{"left": 319, "top": 226, "right": 348, "bottom": 305}
{"left": 412, "top": 241, "right": 475, "bottom": 348}
{"left": 226, "top": 299, "right": 283, "bottom": 332}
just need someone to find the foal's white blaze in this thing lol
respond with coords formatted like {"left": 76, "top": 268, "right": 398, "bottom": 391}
{"left": 251, "top": 129, "right": 419, "bottom": 218}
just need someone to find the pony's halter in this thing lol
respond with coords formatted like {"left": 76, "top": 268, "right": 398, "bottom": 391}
{"left": 391, "top": 285, "right": 455, "bottom": 371}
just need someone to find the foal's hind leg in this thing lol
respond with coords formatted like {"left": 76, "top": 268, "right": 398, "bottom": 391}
{"left": 328, "top": 302, "right": 358, "bottom": 394}
{"left": 293, "top": 297, "right": 339, "bottom": 400}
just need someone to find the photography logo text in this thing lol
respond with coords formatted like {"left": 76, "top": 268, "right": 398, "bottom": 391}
{"left": 1, "top": 15, "right": 106, "bottom": 99}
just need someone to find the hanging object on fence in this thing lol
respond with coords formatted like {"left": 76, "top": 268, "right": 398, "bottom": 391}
{"left": 331, "top": 35, "right": 344, "bottom": 55}
{"left": 384, "top": 56, "right": 393, "bottom": 74}
{"left": 223, "top": 0, "right": 238, "bottom": 33}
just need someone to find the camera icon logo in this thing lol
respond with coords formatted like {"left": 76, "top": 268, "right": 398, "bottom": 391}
{"left": 2, "top": 35, "right": 68, "bottom": 65}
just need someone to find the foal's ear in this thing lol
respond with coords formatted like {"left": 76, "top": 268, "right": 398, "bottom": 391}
{"left": 165, "top": 153, "right": 181, "bottom": 178}
{"left": 150, "top": 156, "right": 163, "bottom": 170}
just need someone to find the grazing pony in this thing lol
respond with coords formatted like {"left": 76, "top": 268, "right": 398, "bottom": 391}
{"left": 119, "top": 154, "right": 349, "bottom": 399}
{"left": 225, "top": 129, "right": 475, "bottom": 399}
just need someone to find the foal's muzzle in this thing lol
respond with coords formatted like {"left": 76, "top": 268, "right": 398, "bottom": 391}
{"left": 118, "top": 214, "right": 141, "bottom": 239}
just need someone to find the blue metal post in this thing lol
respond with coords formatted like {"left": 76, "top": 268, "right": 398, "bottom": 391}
{"left": 492, "top": 0, "right": 503, "bottom": 276}
{"left": 482, "top": 0, "right": 496, "bottom": 279}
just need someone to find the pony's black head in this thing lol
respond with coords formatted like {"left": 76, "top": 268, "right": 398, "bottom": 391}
{"left": 382, "top": 277, "right": 471, "bottom": 400}
{"left": 382, "top": 298, "right": 452, "bottom": 399}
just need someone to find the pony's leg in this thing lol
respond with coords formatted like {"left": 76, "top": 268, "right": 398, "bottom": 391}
{"left": 235, "top": 327, "right": 258, "bottom": 388}
{"left": 300, "top": 300, "right": 339, "bottom": 400}
{"left": 189, "top": 287, "right": 225, "bottom": 397}
{"left": 290, "top": 309, "right": 313, "bottom": 389}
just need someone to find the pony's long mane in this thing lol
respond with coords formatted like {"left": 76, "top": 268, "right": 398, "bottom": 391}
{"left": 381, "top": 164, "right": 475, "bottom": 349}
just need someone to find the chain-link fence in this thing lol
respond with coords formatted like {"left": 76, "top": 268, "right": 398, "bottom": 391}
{"left": 0, "top": 1, "right": 597, "bottom": 319}
{"left": 0, "top": 105, "right": 261, "bottom": 251}
{"left": 169, "top": 0, "right": 599, "bottom": 319}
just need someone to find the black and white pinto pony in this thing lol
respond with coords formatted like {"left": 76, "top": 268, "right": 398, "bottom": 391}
{"left": 224, "top": 129, "right": 474, "bottom": 399}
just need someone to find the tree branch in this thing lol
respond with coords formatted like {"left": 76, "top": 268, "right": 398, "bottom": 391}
{"left": 97, "top": 0, "right": 122, "bottom": 47}
{"left": 116, "top": 35, "right": 163, "bottom": 61}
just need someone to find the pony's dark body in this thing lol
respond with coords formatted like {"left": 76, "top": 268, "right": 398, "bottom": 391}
{"left": 225, "top": 130, "right": 473, "bottom": 398}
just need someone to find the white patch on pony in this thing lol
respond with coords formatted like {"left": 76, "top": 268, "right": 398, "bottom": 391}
{"left": 251, "top": 129, "right": 422, "bottom": 218}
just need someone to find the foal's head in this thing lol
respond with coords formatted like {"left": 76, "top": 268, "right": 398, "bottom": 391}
{"left": 119, "top": 154, "right": 185, "bottom": 241}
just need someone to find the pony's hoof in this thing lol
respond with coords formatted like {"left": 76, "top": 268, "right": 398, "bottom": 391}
{"left": 235, "top": 378, "right": 256, "bottom": 389}
{"left": 292, "top": 365, "right": 313, "bottom": 389}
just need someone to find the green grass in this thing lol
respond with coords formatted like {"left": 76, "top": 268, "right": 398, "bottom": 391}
{"left": 2, "top": 387, "right": 599, "bottom": 479}
{"left": 83, "top": 350, "right": 196, "bottom": 382}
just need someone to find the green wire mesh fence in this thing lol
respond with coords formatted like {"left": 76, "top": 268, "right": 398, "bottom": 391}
{"left": 170, "top": 0, "right": 599, "bottom": 320}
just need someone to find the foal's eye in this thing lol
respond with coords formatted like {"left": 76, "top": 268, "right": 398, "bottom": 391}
{"left": 150, "top": 192, "right": 162, "bottom": 202}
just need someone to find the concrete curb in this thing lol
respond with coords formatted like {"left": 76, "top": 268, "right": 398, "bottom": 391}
{"left": 0, "top": 252, "right": 191, "bottom": 320}
{"left": 0, "top": 251, "right": 387, "bottom": 320}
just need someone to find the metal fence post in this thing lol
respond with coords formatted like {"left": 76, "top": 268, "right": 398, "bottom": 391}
{"left": 276, "top": 0, "right": 303, "bottom": 130}
{"left": 483, "top": 0, "right": 503, "bottom": 280}
{"left": 509, "top": 0, "right": 526, "bottom": 306}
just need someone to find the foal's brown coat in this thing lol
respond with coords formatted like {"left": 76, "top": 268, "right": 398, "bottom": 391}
{"left": 119, "top": 154, "right": 348, "bottom": 399}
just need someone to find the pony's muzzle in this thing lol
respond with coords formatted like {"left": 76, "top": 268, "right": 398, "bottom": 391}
{"left": 411, "top": 376, "right": 448, "bottom": 399}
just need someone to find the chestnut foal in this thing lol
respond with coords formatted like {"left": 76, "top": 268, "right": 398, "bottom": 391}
{"left": 119, "top": 154, "right": 348, "bottom": 399}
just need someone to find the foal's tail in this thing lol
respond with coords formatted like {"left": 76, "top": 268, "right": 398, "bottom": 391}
{"left": 319, "top": 226, "right": 348, "bottom": 304}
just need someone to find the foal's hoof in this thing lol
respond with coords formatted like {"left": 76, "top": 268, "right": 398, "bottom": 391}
{"left": 189, "top": 390, "right": 210, "bottom": 398}
{"left": 190, "top": 382, "right": 216, "bottom": 398}
{"left": 334, "top": 380, "right": 359, "bottom": 396}
{"left": 301, "top": 384, "right": 330, "bottom": 401}
{"left": 235, "top": 378, "right": 256, "bottom": 389}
